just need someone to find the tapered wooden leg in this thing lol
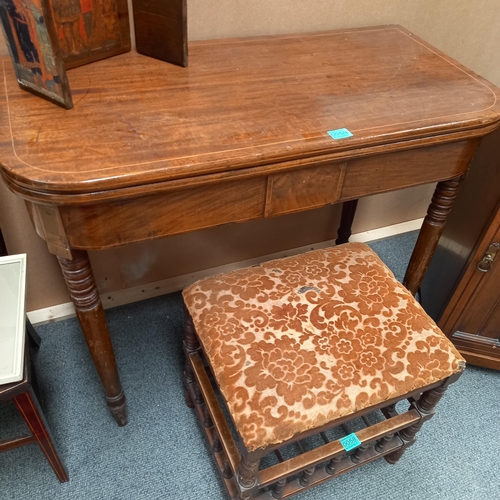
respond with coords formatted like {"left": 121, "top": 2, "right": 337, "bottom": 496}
{"left": 14, "top": 388, "right": 69, "bottom": 482}
{"left": 336, "top": 199, "right": 359, "bottom": 245}
{"left": 57, "top": 250, "right": 127, "bottom": 426}
{"left": 403, "top": 177, "right": 462, "bottom": 295}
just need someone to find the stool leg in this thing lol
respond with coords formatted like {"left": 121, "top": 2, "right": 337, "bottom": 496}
{"left": 13, "top": 388, "right": 68, "bottom": 482}
{"left": 385, "top": 384, "right": 449, "bottom": 465}
{"left": 183, "top": 308, "right": 199, "bottom": 408}
{"left": 236, "top": 451, "right": 262, "bottom": 500}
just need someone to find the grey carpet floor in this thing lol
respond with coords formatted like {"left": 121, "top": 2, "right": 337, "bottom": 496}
{"left": 1, "top": 232, "right": 499, "bottom": 500}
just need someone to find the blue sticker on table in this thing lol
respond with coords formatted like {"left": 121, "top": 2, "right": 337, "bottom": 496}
{"left": 339, "top": 433, "right": 362, "bottom": 452}
{"left": 327, "top": 128, "right": 353, "bottom": 140}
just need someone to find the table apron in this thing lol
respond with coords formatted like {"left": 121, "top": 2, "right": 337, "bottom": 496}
{"left": 27, "top": 139, "right": 478, "bottom": 253}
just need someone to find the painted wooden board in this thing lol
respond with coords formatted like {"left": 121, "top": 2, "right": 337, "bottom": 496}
{"left": 48, "top": 0, "right": 131, "bottom": 69}
{"left": 133, "top": 0, "right": 187, "bottom": 67}
{"left": 0, "top": 0, "right": 72, "bottom": 108}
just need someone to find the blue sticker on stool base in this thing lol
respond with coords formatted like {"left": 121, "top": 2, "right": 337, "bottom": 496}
{"left": 327, "top": 128, "right": 353, "bottom": 140}
{"left": 339, "top": 433, "right": 362, "bottom": 452}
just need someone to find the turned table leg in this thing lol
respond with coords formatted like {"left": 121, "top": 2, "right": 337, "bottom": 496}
{"left": 403, "top": 177, "right": 462, "bottom": 295}
{"left": 336, "top": 199, "right": 359, "bottom": 245}
{"left": 57, "top": 250, "right": 127, "bottom": 426}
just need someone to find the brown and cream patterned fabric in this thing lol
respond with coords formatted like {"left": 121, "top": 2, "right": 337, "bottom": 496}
{"left": 183, "top": 243, "right": 465, "bottom": 451}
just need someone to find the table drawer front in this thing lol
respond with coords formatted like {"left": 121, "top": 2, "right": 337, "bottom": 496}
{"left": 62, "top": 178, "right": 267, "bottom": 249}
{"left": 265, "top": 163, "right": 345, "bottom": 217}
{"left": 341, "top": 140, "right": 478, "bottom": 199}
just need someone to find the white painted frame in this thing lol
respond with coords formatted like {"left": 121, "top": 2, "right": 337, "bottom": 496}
{"left": 0, "top": 253, "right": 27, "bottom": 384}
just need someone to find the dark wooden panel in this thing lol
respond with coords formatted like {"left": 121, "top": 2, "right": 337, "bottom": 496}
{"left": 133, "top": 0, "right": 186, "bottom": 67}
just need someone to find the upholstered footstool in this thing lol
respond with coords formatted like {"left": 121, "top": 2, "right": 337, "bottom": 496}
{"left": 182, "top": 243, "right": 465, "bottom": 500}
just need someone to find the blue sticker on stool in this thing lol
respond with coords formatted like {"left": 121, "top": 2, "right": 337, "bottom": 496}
{"left": 327, "top": 128, "right": 353, "bottom": 140}
{"left": 339, "top": 433, "right": 362, "bottom": 452}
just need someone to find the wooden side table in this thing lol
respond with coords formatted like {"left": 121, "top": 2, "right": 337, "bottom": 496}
{"left": 0, "top": 254, "right": 68, "bottom": 482}
{"left": 1, "top": 26, "right": 500, "bottom": 425}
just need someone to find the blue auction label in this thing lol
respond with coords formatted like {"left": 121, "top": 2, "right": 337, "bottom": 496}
{"left": 327, "top": 128, "right": 353, "bottom": 140}
{"left": 339, "top": 433, "right": 362, "bottom": 452}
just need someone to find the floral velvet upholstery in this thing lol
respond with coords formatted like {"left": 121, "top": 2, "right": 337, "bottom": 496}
{"left": 183, "top": 243, "right": 465, "bottom": 452}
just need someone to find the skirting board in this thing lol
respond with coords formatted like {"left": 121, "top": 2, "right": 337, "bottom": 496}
{"left": 27, "top": 218, "right": 423, "bottom": 326}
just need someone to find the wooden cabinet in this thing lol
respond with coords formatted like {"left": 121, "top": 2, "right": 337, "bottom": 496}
{"left": 422, "top": 128, "right": 500, "bottom": 370}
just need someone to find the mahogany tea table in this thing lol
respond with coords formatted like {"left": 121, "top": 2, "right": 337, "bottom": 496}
{"left": 0, "top": 25, "right": 499, "bottom": 426}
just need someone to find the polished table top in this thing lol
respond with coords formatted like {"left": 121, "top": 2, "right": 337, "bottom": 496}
{"left": 1, "top": 25, "right": 499, "bottom": 201}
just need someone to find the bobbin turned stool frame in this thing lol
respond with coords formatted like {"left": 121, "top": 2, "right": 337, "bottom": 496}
{"left": 184, "top": 313, "right": 462, "bottom": 500}
{"left": 182, "top": 243, "right": 465, "bottom": 499}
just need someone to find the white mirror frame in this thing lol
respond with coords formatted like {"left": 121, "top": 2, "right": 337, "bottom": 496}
{"left": 0, "top": 253, "right": 27, "bottom": 384}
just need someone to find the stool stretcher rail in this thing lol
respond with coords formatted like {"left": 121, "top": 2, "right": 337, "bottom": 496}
{"left": 185, "top": 347, "right": 453, "bottom": 500}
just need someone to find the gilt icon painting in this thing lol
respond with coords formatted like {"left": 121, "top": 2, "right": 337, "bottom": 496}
{"left": 0, "top": 0, "right": 130, "bottom": 108}
{"left": 0, "top": 0, "right": 73, "bottom": 107}
{"left": 49, "top": 0, "right": 130, "bottom": 68}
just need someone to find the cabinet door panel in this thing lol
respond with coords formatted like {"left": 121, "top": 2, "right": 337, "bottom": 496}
{"left": 482, "top": 305, "right": 500, "bottom": 339}
{"left": 447, "top": 218, "right": 500, "bottom": 369}
{"left": 454, "top": 238, "right": 500, "bottom": 339}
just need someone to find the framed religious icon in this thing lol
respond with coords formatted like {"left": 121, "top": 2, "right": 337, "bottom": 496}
{"left": 48, "top": 0, "right": 131, "bottom": 69}
{"left": 0, "top": 0, "right": 188, "bottom": 108}
{"left": 0, "top": 0, "right": 73, "bottom": 108}
{"left": 0, "top": 0, "right": 130, "bottom": 108}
